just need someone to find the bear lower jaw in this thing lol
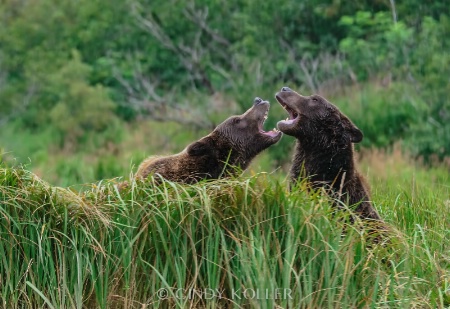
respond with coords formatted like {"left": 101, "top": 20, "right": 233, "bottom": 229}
{"left": 260, "top": 128, "right": 282, "bottom": 139}
{"left": 276, "top": 115, "right": 300, "bottom": 133}
{"left": 280, "top": 118, "right": 296, "bottom": 125}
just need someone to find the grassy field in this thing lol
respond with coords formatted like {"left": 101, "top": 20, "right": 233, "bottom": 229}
{"left": 0, "top": 149, "right": 449, "bottom": 308}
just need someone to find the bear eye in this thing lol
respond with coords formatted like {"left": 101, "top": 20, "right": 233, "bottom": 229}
{"left": 233, "top": 118, "right": 241, "bottom": 124}
{"left": 312, "top": 97, "right": 319, "bottom": 102}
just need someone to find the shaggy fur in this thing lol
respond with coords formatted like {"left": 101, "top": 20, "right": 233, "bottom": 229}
{"left": 275, "top": 87, "right": 381, "bottom": 221}
{"left": 136, "top": 97, "right": 282, "bottom": 183}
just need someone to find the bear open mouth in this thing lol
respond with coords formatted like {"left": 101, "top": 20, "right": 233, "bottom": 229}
{"left": 258, "top": 108, "right": 281, "bottom": 138}
{"left": 276, "top": 97, "right": 300, "bottom": 126}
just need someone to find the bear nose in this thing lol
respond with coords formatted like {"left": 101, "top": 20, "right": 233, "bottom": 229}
{"left": 254, "top": 97, "right": 263, "bottom": 105}
{"left": 281, "top": 86, "right": 291, "bottom": 92}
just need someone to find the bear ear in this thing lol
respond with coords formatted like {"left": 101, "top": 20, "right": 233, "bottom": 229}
{"left": 341, "top": 115, "right": 363, "bottom": 143}
{"left": 187, "top": 140, "right": 212, "bottom": 156}
{"left": 349, "top": 126, "right": 363, "bottom": 143}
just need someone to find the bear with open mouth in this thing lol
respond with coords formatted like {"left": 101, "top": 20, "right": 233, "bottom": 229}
{"left": 275, "top": 86, "right": 382, "bottom": 222}
{"left": 136, "top": 97, "right": 282, "bottom": 184}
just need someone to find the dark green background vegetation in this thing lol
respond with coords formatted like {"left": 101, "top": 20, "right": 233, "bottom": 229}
{"left": 1, "top": 0, "right": 449, "bottom": 184}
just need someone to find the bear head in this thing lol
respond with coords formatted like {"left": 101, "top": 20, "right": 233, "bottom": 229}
{"left": 187, "top": 97, "right": 282, "bottom": 159}
{"left": 275, "top": 87, "right": 362, "bottom": 147}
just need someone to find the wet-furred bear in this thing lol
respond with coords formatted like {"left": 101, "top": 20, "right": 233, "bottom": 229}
{"left": 275, "top": 87, "right": 382, "bottom": 221}
{"left": 137, "top": 97, "right": 282, "bottom": 183}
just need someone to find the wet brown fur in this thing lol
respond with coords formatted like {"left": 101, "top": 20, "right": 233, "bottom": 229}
{"left": 136, "top": 99, "right": 282, "bottom": 184}
{"left": 276, "top": 87, "right": 382, "bottom": 222}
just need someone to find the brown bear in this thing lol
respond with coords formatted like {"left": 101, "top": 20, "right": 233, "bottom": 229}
{"left": 275, "top": 86, "right": 382, "bottom": 222}
{"left": 136, "top": 97, "right": 282, "bottom": 183}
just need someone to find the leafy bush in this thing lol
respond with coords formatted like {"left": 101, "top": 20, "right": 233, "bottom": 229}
{"left": 406, "top": 16, "right": 450, "bottom": 160}
{"left": 337, "top": 12, "right": 450, "bottom": 159}
{"left": 47, "top": 52, "right": 119, "bottom": 149}
{"left": 335, "top": 83, "right": 424, "bottom": 149}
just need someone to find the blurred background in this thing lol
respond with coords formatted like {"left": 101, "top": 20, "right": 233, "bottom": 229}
{"left": 0, "top": 0, "right": 449, "bottom": 186}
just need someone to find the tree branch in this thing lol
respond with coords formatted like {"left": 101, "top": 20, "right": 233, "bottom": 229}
{"left": 130, "top": 0, "right": 215, "bottom": 94}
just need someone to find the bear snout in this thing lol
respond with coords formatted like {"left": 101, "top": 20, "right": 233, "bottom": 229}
{"left": 253, "top": 97, "right": 263, "bottom": 105}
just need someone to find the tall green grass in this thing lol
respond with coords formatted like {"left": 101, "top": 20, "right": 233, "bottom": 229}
{"left": 0, "top": 165, "right": 449, "bottom": 308}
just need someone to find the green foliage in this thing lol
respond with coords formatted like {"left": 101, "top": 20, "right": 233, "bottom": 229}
{"left": 339, "top": 11, "right": 413, "bottom": 80}
{"left": 336, "top": 83, "right": 425, "bottom": 149}
{"left": 1, "top": 0, "right": 450, "bottom": 169}
{"left": 337, "top": 12, "right": 450, "bottom": 160}
{"left": 0, "top": 168, "right": 449, "bottom": 307}
{"left": 406, "top": 16, "right": 450, "bottom": 159}
{"left": 48, "top": 51, "right": 119, "bottom": 148}
{"left": 0, "top": 0, "right": 128, "bottom": 132}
